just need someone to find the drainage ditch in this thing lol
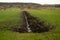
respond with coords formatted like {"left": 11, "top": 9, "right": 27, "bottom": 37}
{"left": 12, "top": 11, "right": 54, "bottom": 33}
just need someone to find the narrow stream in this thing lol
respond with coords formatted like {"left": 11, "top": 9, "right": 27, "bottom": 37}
{"left": 24, "top": 12, "right": 32, "bottom": 32}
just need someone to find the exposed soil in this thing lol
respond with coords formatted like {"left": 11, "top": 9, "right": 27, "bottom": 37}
{"left": 12, "top": 11, "right": 54, "bottom": 33}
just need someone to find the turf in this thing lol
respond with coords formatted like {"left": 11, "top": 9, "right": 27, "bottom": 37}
{"left": 0, "top": 8, "right": 60, "bottom": 40}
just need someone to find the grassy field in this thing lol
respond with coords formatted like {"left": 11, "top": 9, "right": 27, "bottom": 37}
{"left": 0, "top": 8, "right": 60, "bottom": 40}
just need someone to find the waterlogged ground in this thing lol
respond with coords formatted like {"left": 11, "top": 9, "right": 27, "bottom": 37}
{"left": 0, "top": 8, "right": 60, "bottom": 40}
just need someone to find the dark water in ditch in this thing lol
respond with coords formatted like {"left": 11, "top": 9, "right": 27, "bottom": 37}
{"left": 12, "top": 11, "right": 54, "bottom": 33}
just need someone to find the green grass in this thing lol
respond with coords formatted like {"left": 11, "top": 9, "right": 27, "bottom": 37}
{"left": 0, "top": 31, "right": 43, "bottom": 40}
{"left": 0, "top": 9, "right": 60, "bottom": 40}
{"left": 0, "top": 8, "right": 22, "bottom": 30}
